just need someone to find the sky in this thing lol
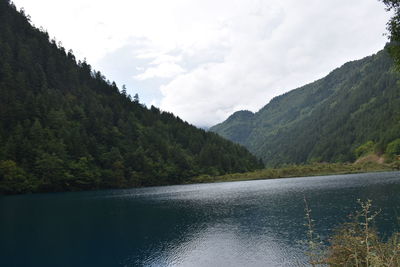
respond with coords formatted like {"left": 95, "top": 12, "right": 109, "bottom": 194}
{"left": 13, "top": 0, "right": 392, "bottom": 127}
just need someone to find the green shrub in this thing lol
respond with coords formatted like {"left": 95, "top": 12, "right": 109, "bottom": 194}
{"left": 355, "top": 141, "right": 376, "bottom": 158}
{"left": 386, "top": 139, "right": 400, "bottom": 157}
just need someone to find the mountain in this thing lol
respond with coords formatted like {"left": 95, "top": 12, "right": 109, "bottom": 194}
{"left": 0, "top": 1, "right": 262, "bottom": 194}
{"left": 211, "top": 47, "right": 400, "bottom": 166}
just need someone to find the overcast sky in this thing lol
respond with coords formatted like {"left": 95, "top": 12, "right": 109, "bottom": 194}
{"left": 13, "top": 0, "right": 391, "bottom": 127}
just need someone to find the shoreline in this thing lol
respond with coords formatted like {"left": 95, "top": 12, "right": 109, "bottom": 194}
{"left": 188, "top": 162, "right": 397, "bottom": 184}
{"left": 1, "top": 162, "right": 397, "bottom": 196}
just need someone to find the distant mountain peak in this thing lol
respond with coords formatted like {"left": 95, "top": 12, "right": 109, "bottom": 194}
{"left": 226, "top": 110, "right": 254, "bottom": 121}
{"left": 211, "top": 48, "right": 400, "bottom": 166}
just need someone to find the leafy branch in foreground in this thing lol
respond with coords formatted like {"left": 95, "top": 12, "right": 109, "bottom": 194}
{"left": 381, "top": 0, "right": 400, "bottom": 69}
{"left": 305, "top": 199, "right": 400, "bottom": 266}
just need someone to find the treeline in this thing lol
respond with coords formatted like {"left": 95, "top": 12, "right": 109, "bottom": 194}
{"left": 211, "top": 47, "right": 400, "bottom": 167}
{"left": 0, "top": 0, "right": 262, "bottom": 194}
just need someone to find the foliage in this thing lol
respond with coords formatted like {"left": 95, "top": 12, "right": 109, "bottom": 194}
{"left": 0, "top": 160, "right": 33, "bottom": 193}
{"left": 355, "top": 141, "right": 376, "bottom": 158}
{"left": 381, "top": 0, "right": 400, "bottom": 69}
{"left": 386, "top": 138, "right": 400, "bottom": 156}
{"left": 211, "top": 48, "right": 400, "bottom": 167}
{"left": 0, "top": 1, "right": 262, "bottom": 194}
{"left": 315, "top": 200, "right": 400, "bottom": 267}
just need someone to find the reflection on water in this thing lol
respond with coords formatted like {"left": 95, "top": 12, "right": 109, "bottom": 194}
{"left": 1, "top": 172, "right": 400, "bottom": 267}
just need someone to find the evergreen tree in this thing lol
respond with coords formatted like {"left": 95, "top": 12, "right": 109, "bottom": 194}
{"left": 0, "top": 1, "right": 262, "bottom": 194}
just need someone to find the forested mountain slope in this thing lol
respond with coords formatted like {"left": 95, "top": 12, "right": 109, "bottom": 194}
{"left": 211, "top": 47, "right": 400, "bottom": 166}
{"left": 0, "top": 0, "right": 262, "bottom": 194}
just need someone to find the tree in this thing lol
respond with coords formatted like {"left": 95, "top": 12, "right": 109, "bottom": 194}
{"left": 386, "top": 138, "right": 400, "bottom": 156}
{"left": 121, "top": 84, "right": 127, "bottom": 96}
{"left": 381, "top": 0, "right": 400, "bottom": 67}
{"left": 0, "top": 0, "right": 262, "bottom": 194}
{"left": 0, "top": 160, "right": 32, "bottom": 193}
{"left": 354, "top": 141, "right": 375, "bottom": 158}
{"left": 35, "top": 153, "right": 71, "bottom": 191}
{"left": 133, "top": 93, "right": 139, "bottom": 103}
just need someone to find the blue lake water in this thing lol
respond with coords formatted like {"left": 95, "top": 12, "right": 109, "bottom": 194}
{"left": 1, "top": 171, "right": 400, "bottom": 267}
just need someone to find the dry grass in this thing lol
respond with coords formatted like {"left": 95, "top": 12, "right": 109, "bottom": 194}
{"left": 189, "top": 162, "right": 394, "bottom": 184}
{"left": 305, "top": 200, "right": 400, "bottom": 267}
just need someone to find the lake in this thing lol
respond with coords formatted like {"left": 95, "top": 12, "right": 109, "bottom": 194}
{"left": 1, "top": 171, "right": 400, "bottom": 267}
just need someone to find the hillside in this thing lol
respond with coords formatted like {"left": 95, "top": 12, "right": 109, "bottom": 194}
{"left": 211, "top": 47, "right": 400, "bottom": 166}
{"left": 0, "top": 1, "right": 262, "bottom": 194}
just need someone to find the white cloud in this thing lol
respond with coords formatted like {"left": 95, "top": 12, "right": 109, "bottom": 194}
{"left": 135, "top": 62, "right": 185, "bottom": 80}
{"left": 159, "top": 0, "right": 391, "bottom": 126}
{"left": 134, "top": 54, "right": 185, "bottom": 80}
{"left": 13, "top": 0, "right": 391, "bottom": 127}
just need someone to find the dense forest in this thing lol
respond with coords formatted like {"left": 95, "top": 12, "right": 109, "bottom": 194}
{"left": 0, "top": 0, "right": 262, "bottom": 194}
{"left": 211, "top": 47, "right": 400, "bottom": 166}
